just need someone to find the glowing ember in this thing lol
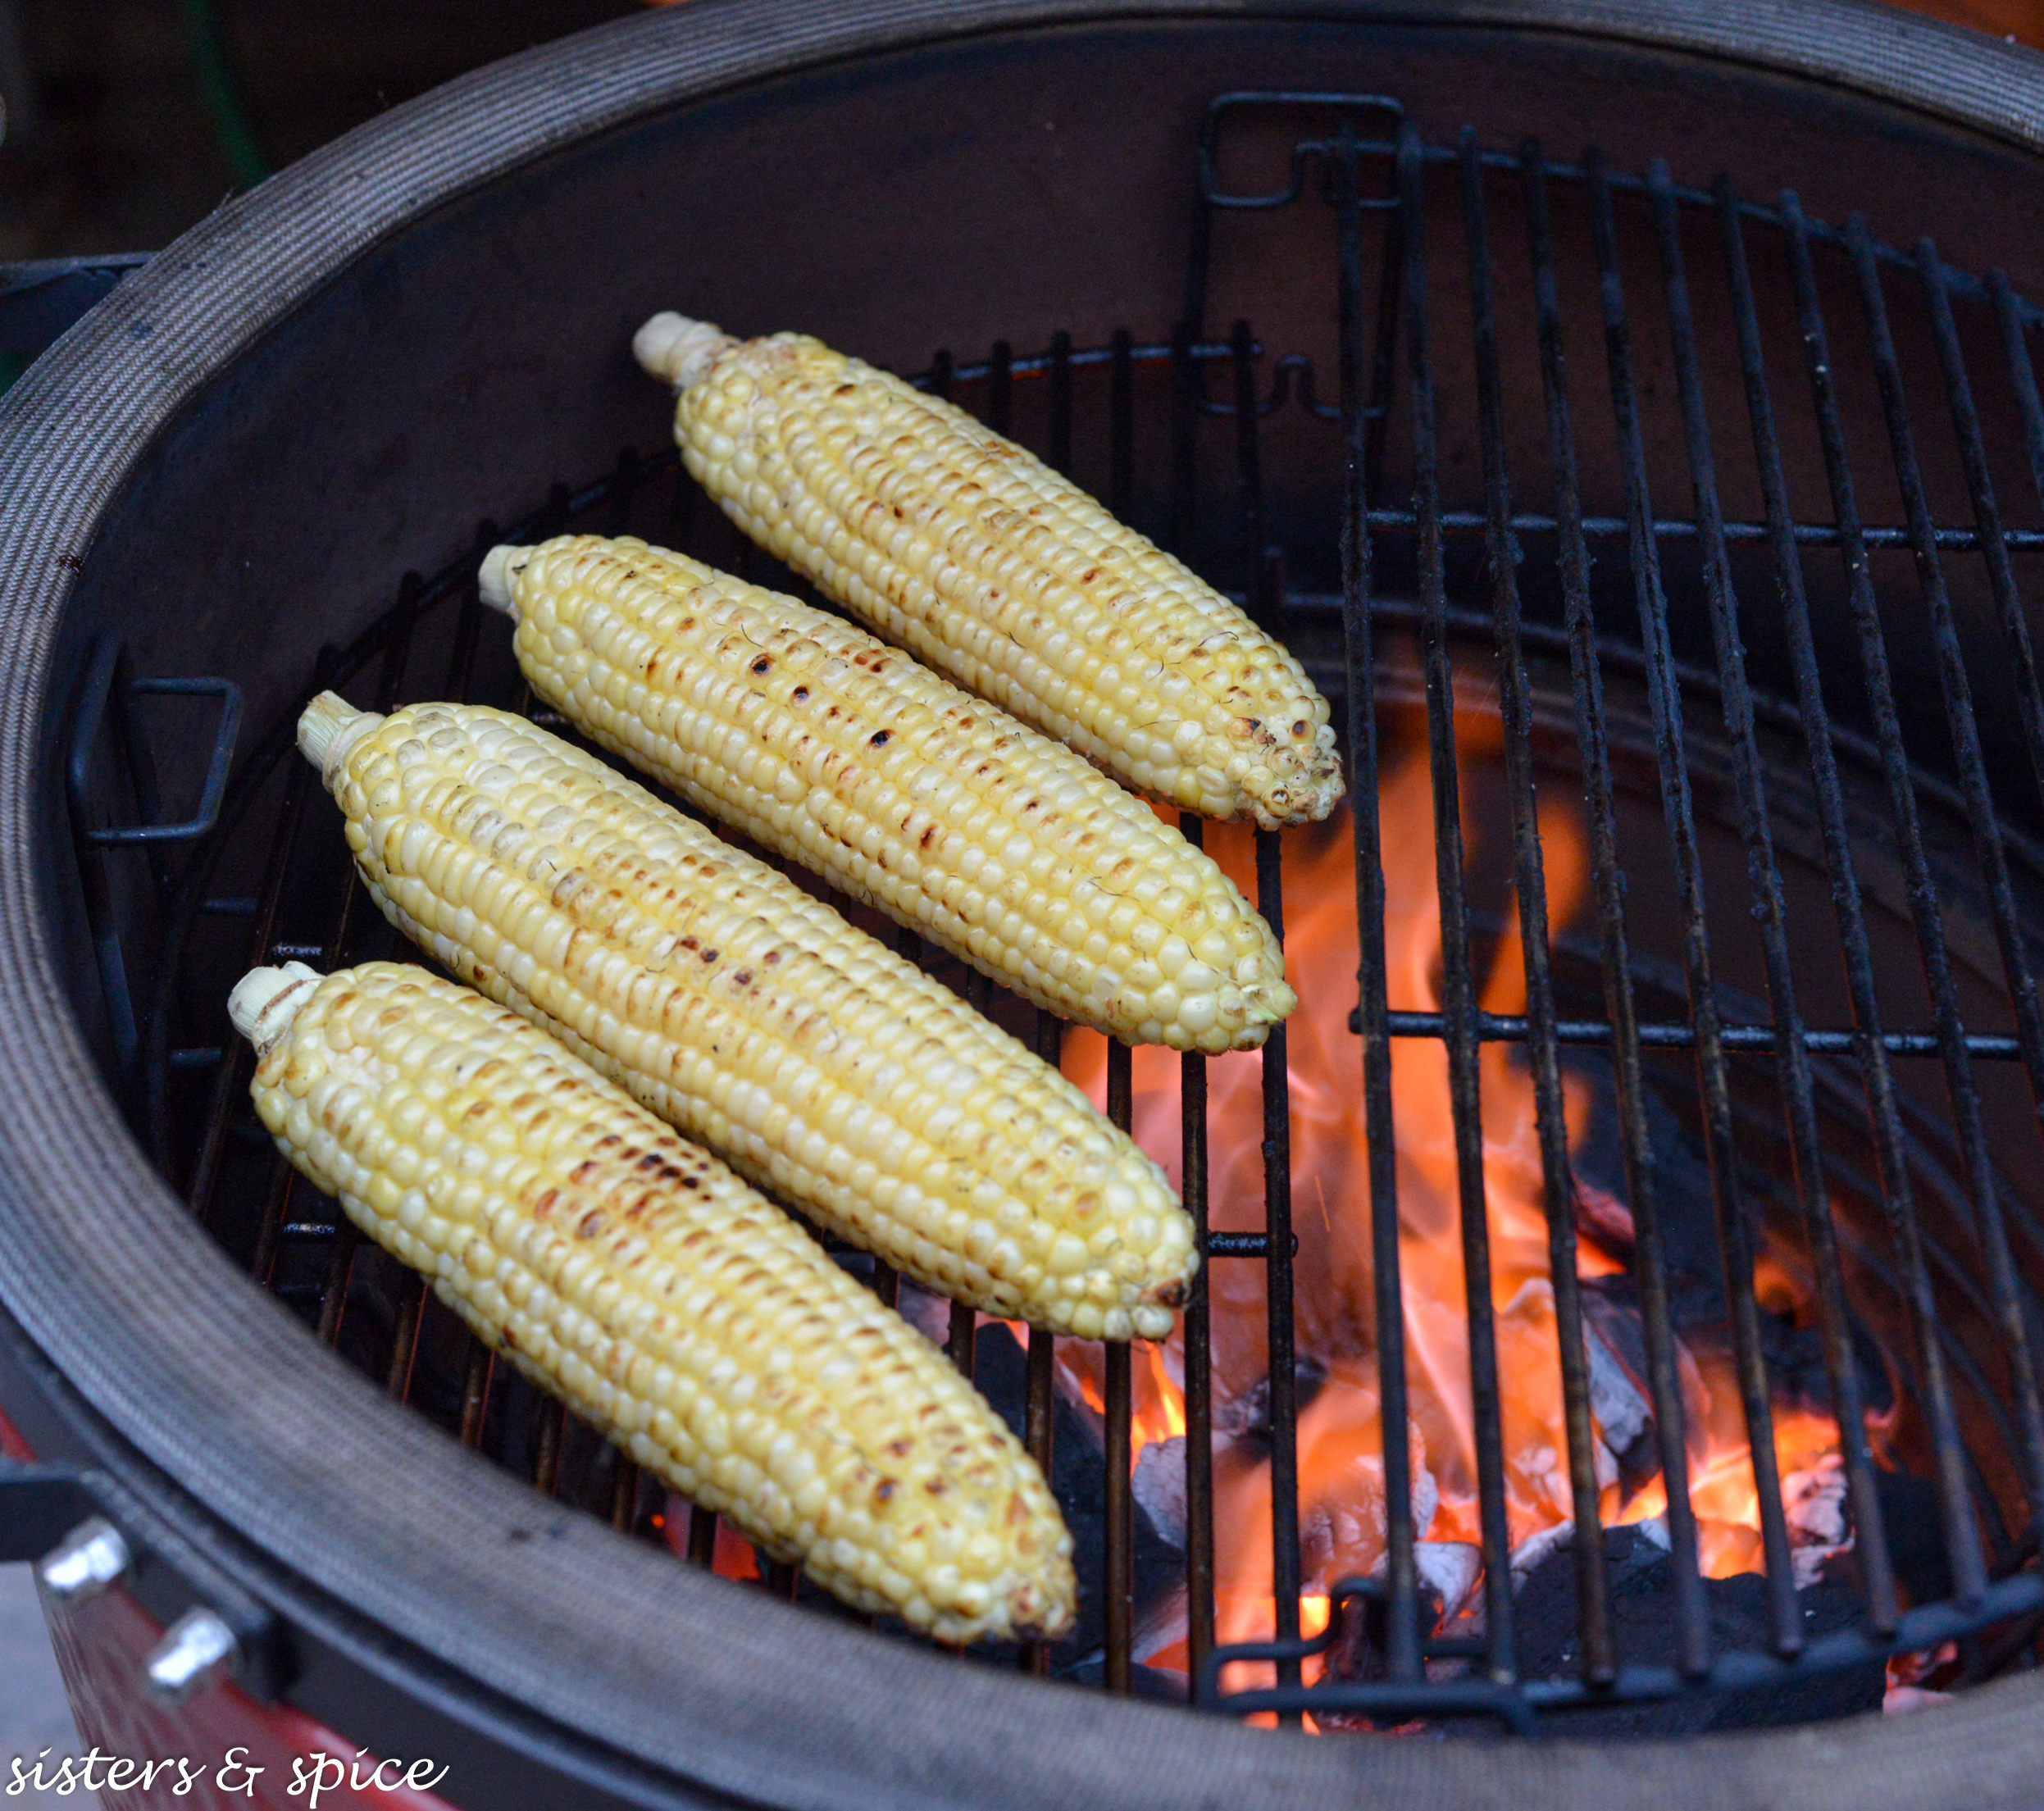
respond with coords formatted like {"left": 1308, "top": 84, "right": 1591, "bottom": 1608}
{"left": 1065, "top": 706, "right": 1851, "bottom": 1682}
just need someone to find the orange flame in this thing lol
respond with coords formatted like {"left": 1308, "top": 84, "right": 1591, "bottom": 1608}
{"left": 1067, "top": 703, "right": 1849, "bottom": 1682}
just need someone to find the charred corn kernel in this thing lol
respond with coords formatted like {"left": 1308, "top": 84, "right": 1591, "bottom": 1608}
{"left": 230, "top": 961, "right": 1075, "bottom": 1642}
{"left": 633, "top": 314, "right": 1345, "bottom": 830}
{"left": 298, "top": 694, "right": 1195, "bottom": 1340}
{"left": 480, "top": 533, "right": 1294, "bottom": 1053}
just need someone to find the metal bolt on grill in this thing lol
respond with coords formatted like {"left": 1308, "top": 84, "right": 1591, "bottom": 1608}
{"left": 77, "top": 90, "right": 2044, "bottom": 1734}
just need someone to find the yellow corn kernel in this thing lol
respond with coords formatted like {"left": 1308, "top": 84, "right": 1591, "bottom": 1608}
{"left": 231, "top": 960, "right": 1076, "bottom": 1642}
{"left": 481, "top": 533, "right": 1293, "bottom": 1053}
{"left": 635, "top": 313, "right": 1345, "bottom": 830}
{"left": 298, "top": 694, "right": 1195, "bottom": 1341}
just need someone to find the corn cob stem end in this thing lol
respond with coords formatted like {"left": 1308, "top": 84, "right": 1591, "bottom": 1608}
{"left": 477, "top": 545, "right": 527, "bottom": 617}
{"left": 229, "top": 962, "right": 323, "bottom": 1057}
{"left": 297, "top": 691, "right": 382, "bottom": 784}
{"left": 634, "top": 312, "right": 736, "bottom": 391}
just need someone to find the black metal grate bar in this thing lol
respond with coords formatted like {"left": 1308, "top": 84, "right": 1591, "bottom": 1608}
{"left": 1359, "top": 506, "right": 2044, "bottom": 550}
{"left": 1374, "top": 1010, "right": 2035, "bottom": 1061}
{"left": 1993, "top": 270, "right": 2044, "bottom": 548}
{"left": 1230, "top": 320, "right": 1272, "bottom": 623}
{"left": 1049, "top": 330, "right": 1073, "bottom": 477}
{"left": 1849, "top": 216, "right": 2044, "bottom": 1548}
{"left": 1648, "top": 160, "right": 1809, "bottom": 1655}
{"left": 1200, "top": 119, "right": 2044, "bottom": 316}
{"left": 686, "top": 1503, "right": 716, "bottom": 1568}
{"left": 1255, "top": 823, "right": 1302, "bottom": 1708}
{"left": 986, "top": 339, "right": 1012, "bottom": 437}
{"left": 1329, "top": 120, "right": 1423, "bottom": 1686}
{"left": 1104, "top": 1040, "right": 1135, "bottom": 1695}
{"left": 532, "top": 1396, "right": 567, "bottom": 1497}
{"left": 1459, "top": 130, "right": 1614, "bottom": 1683}
{"left": 458, "top": 1341, "right": 494, "bottom": 1450}
{"left": 1908, "top": 239, "right": 2044, "bottom": 1175}
{"left": 1400, "top": 124, "right": 1521, "bottom": 1681}
{"left": 947, "top": 1300, "right": 977, "bottom": 1379}
{"left": 1711, "top": 175, "right": 1899, "bottom": 1631}
{"left": 1583, "top": 148, "right": 1713, "bottom": 1676}
{"left": 1179, "top": 815, "right": 1217, "bottom": 1698}
{"left": 1781, "top": 188, "right": 1994, "bottom": 1601}
{"left": 1918, "top": 243, "right": 2044, "bottom": 844}
{"left": 187, "top": 722, "right": 318, "bottom": 1230}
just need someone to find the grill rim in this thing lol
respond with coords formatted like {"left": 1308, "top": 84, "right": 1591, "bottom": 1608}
{"left": 10, "top": 0, "right": 2044, "bottom": 1803}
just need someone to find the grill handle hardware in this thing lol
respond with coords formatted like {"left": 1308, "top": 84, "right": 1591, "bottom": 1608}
{"left": 36, "top": 1514, "right": 132, "bottom": 1603}
{"left": 146, "top": 1609, "right": 242, "bottom": 1707}
{"left": 64, "top": 632, "right": 242, "bottom": 1090}
{"left": 0, "top": 1459, "right": 289, "bottom": 1703}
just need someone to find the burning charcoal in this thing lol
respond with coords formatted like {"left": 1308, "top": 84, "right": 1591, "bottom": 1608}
{"left": 963, "top": 1323, "right": 1181, "bottom": 1674}
{"left": 1784, "top": 1451, "right": 1851, "bottom": 1587}
{"left": 1579, "top": 1286, "right": 1659, "bottom": 1490}
{"left": 1883, "top": 1685, "right": 1955, "bottom": 1715}
{"left": 1511, "top": 1518, "right": 1587, "bottom": 1592}
{"left": 1873, "top": 1465, "right": 1955, "bottom": 1606}
{"left": 1884, "top": 1641, "right": 1962, "bottom": 1714}
{"left": 1213, "top": 1354, "right": 1328, "bottom": 1457}
{"left": 1573, "top": 1176, "right": 1637, "bottom": 1264}
{"left": 1566, "top": 1053, "right": 1726, "bottom": 1326}
{"left": 1417, "top": 1542, "right": 1482, "bottom": 1623}
{"left": 1509, "top": 1523, "right": 1882, "bottom": 1731}
{"left": 1134, "top": 1436, "right": 1187, "bottom": 1550}
{"left": 1758, "top": 1309, "right": 1833, "bottom": 1408}
{"left": 1583, "top": 1323, "right": 1652, "bottom": 1456}
{"left": 894, "top": 1280, "right": 954, "bottom": 1349}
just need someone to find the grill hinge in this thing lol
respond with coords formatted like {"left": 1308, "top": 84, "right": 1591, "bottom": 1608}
{"left": 0, "top": 1458, "right": 292, "bottom": 1703}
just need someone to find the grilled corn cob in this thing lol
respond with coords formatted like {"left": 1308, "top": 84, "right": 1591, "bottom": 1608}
{"left": 230, "top": 961, "right": 1075, "bottom": 1641}
{"left": 298, "top": 694, "right": 1194, "bottom": 1340}
{"left": 633, "top": 313, "right": 1345, "bottom": 830}
{"left": 480, "top": 533, "right": 1293, "bottom": 1053}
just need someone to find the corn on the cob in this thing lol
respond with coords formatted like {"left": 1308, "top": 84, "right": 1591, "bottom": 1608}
{"left": 633, "top": 313, "right": 1345, "bottom": 830}
{"left": 480, "top": 533, "right": 1293, "bottom": 1053}
{"left": 230, "top": 960, "right": 1075, "bottom": 1641}
{"left": 298, "top": 694, "right": 1194, "bottom": 1340}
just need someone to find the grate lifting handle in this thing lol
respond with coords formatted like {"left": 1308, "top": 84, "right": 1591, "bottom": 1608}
{"left": 69, "top": 632, "right": 243, "bottom": 848}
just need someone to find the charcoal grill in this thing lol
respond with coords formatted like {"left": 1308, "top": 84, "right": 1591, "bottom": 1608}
{"left": 11, "top": 2, "right": 2044, "bottom": 1805}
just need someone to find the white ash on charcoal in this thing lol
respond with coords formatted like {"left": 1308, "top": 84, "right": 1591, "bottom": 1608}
{"left": 1133, "top": 1436, "right": 1187, "bottom": 1549}
{"left": 1783, "top": 1452, "right": 1851, "bottom": 1588}
{"left": 1415, "top": 1542, "right": 1483, "bottom": 1625}
{"left": 1577, "top": 1281, "right": 1661, "bottom": 1496}
{"left": 958, "top": 1322, "right": 1190, "bottom": 1698}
